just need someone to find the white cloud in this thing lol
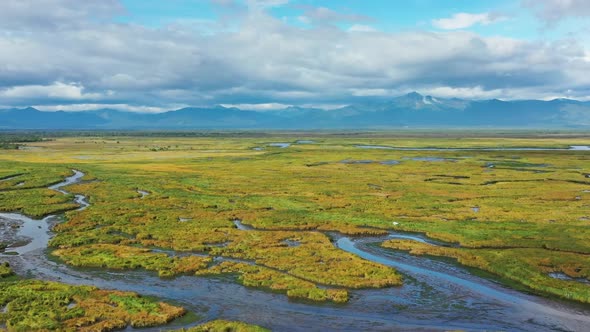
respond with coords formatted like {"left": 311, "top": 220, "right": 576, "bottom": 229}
{"left": 296, "top": 5, "right": 373, "bottom": 26}
{"left": 420, "top": 86, "right": 590, "bottom": 101}
{"left": 220, "top": 103, "right": 290, "bottom": 111}
{"left": 350, "top": 88, "right": 392, "bottom": 97}
{"left": 0, "top": 82, "right": 102, "bottom": 100}
{"left": 0, "top": 0, "right": 123, "bottom": 30}
{"left": 523, "top": 0, "right": 590, "bottom": 23}
{"left": 421, "top": 86, "right": 504, "bottom": 99}
{"left": 0, "top": 0, "right": 588, "bottom": 111}
{"left": 33, "top": 103, "right": 175, "bottom": 113}
{"left": 432, "top": 12, "right": 506, "bottom": 30}
{"left": 297, "top": 15, "right": 311, "bottom": 25}
{"left": 348, "top": 24, "right": 377, "bottom": 32}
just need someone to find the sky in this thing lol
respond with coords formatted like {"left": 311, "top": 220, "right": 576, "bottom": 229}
{"left": 1, "top": 0, "right": 590, "bottom": 112}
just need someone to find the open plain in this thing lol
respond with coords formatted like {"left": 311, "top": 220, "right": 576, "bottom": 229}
{"left": 1, "top": 133, "right": 590, "bottom": 331}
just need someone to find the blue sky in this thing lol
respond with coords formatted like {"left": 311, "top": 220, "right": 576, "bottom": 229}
{"left": 117, "top": 0, "right": 585, "bottom": 40}
{"left": 0, "top": 0, "right": 589, "bottom": 112}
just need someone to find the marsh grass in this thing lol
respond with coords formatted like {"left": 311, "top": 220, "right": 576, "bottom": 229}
{"left": 382, "top": 239, "right": 590, "bottom": 303}
{"left": 175, "top": 319, "right": 270, "bottom": 332}
{"left": 0, "top": 264, "right": 186, "bottom": 331}
{"left": 1, "top": 134, "right": 589, "bottom": 304}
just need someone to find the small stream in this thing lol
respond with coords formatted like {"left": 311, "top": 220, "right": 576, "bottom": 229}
{"left": 356, "top": 145, "right": 590, "bottom": 151}
{"left": 1, "top": 213, "right": 55, "bottom": 255}
{"left": 48, "top": 170, "right": 85, "bottom": 195}
{"left": 0, "top": 175, "right": 22, "bottom": 182}
{"left": 1, "top": 170, "right": 88, "bottom": 255}
{"left": 1, "top": 172, "right": 590, "bottom": 331}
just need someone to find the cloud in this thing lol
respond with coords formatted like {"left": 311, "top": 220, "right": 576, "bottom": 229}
{"left": 220, "top": 103, "right": 290, "bottom": 111}
{"left": 0, "top": 0, "right": 589, "bottom": 111}
{"left": 33, "top": 103, "right": 173, "bottom": 113}
{"left": 212, "top": 0, "right": 288, "bottom": 11}
{"left": 348, "top": 24, "right": 377, "bottom": 32}
{"left": 296, "top": 5, "right": 373, "bottom": 26}
{"left": 0, "top": 82, "right": 103, "bottom": 101}
{"left": 523, "top": 0, "right": 590, "bottom": 23}
{"left": 350, "top": 88, "right": 391, "bottom": 97}
{"left": 432, "top": 12, "right": 506, "bottom": 30}
{"left": 0, "top": 0, "right": 124, "bottom": 30}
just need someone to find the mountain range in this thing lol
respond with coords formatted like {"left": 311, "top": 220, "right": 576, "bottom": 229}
{"left": 1, "top": 92, "right": 590, "bottom": 129}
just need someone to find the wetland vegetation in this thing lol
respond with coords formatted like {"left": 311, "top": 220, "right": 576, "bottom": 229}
{"left": 0, "top": 132, "right": 590, "bottom": 330}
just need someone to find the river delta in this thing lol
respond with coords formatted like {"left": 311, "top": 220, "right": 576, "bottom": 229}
{"left": 0, "top": 134, "right": 589, "bottom": 331}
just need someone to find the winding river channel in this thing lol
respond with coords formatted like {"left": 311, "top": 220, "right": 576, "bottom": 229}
{"left": 1, "top": 170, "right": 590, "bottom": 331}
{"left": 356, "top": 145, "right": 590, "bottom": 151}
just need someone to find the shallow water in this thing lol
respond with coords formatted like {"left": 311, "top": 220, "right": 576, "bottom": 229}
{"left": 0, "top": 213, "right": 55, "bottom": 255}
{"left": 1, "top": 170, "right": 89, "bottom": 255}
{"left": 48, "top": 170, "right": 85, "bottom": 194}
{"left": 406, "top": 157, "right": 450, "bottom": 162}
{"left": 336, "top": 237, "right": 590, "bottom": 331}
{"left": 268, "top": 143, "right": 291, "bottom": 148}
{"left": 385, "top": 231, "right": 450, "bottom": 246}
{"left": 9, "top": 226, "right": 590, "bottom": 332}
{"left": 282, "top": 239, "right": 301, "bottom": 247}
{"left": 3, "top": 171, "right": 590, "bottom": 331}
{"left": 340, "top": 159, "right": 374, "bottom": 164}
{"left": 233, "top": 218, "right": 254, "bottom": 230}
{"left": 548, "top": 272, "right": 590, "bottom": 284}
{"left": 357, "top": 145, "right": 590, "bottom": 152}
{"left": 0, "top": 174, "right": 22, "bottom": 182}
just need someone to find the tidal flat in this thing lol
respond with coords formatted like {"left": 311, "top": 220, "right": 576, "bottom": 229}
{"left": 0, "top": 132, "right": 590, "bottom": 331}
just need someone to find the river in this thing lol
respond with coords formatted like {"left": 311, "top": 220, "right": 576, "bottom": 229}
{"left": 1, "top": 171, "right": 589, "bottom": 331}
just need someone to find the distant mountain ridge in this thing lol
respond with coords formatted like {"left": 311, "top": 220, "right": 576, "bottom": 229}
{"left": 1, "top": 93, "right": 590, "bottom": 129}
